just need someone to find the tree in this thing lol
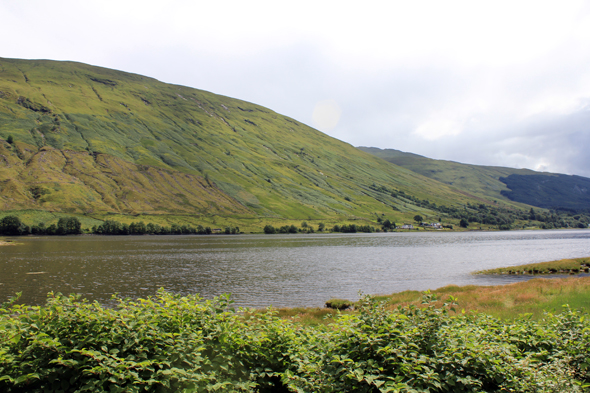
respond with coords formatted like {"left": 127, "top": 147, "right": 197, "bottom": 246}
{"left": 382, "top": 219, "right": 395, "bottom": 231}
{"left": 56, "top": 217, "right": 82, "bottom": 235}
{"left": 0, "top": 215, "right": 25, "bottom": 235}
{"left": 147, "top": 223, "right": 159, "bottom": 234}
{"left": 460, "top": 218, "right": 469, "bottom": 228}
{"left": 46, "top": 224, "right": 57, "bottom": 235}
{"left": 413, "top": 215, "right": 423, "bottom": 224}
{"left": 318, "top": 223, "right": 325, "bottom": 232}
{"left": 56, "top": 219, "right": 67, "bottom": 235}
{"left": 6, "top": 135, "right": 13, "bottom": 144}
{"left": 31, "top": 222, "right": 47, "bottom": 235}
{"left": 130, "top": 221, "right": 147, "bottom": 235}
{"left": 102, "top": 220, "right": 119, "bottom": 234}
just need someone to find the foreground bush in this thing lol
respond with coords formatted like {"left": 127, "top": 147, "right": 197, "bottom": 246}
{"left": 283, "top": 295, "right": 587, "bottom": 392}
{"left": 1, "top": 291, "right": 589, "bottom": 392}
{"left": 0, "top": 291, "right": 292, "bottom": 392}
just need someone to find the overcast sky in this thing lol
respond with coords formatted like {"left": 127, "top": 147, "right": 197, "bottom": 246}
{"left": 3, "top": 0, "right": 590, "bottom": 177}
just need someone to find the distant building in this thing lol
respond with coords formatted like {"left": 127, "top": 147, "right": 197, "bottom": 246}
{"left": 400, "top": 224, "right": 414, "bottom": 229}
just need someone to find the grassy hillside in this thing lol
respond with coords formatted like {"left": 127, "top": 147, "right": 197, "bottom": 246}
{"left": 0, "top": 58, "right": 482, "bottom": 229}
{"left": 358, "top": 146, "right": 590, "bottom": 211}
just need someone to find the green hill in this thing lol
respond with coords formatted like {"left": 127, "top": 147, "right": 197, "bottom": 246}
{"left": 0, "top": 58, "right": 482, "bottom": 230}
{"left": 358, "top": 147, "right": 590, "bottom": 212}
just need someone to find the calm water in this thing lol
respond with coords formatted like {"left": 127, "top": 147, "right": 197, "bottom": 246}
{"left": 1, "top": 230, "right": 589, "bottom": 308}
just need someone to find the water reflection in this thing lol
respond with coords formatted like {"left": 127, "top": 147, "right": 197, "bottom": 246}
{"left": 1, "top": 230, "right": 589, "bottom": 308}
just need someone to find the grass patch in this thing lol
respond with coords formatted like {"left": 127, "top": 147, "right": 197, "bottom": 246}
{"left": 475, "top": 256, "right": 590, "bottom": 275}
{"left": 324, "top": 298, "right": 353, "bottom": 310}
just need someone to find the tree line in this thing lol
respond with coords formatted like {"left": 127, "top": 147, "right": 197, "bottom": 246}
{"left": 372, "top": 182, "right": 590, "bottom": 230}
{"left": 263, "top": 221, "right": 377, "bottom": 234}
{"left": 92, "top": 220, "right": 238, "bottom": 235}
{"left": 0, "top": 216, "right": 81, "bottom": 236}
{"left": 451, "top": 205, "right": 590, "bottom": 230}
{"left": 0, "top": 216, "right": 240, "bottom": 236}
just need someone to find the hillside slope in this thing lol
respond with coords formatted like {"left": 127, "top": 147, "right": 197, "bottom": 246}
{"left": 0, "top": 58, "right": 481, "bottom": 227}
{"left": 358, "top": 147, "right": 590, "bottom": 211}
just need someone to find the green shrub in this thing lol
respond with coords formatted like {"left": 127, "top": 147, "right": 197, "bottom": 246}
{"left": 282, "top": 294, "right": 587, "bottom": 392}
{"left": 1, "top": 291, "right": 589, "bottom": 392}
{"left": 0, "top": 291, "right": 292, "bottom": 392}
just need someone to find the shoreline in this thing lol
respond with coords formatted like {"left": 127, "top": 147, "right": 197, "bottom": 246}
{"left": 2, "top": 226, "right": 588, "bottom": 238}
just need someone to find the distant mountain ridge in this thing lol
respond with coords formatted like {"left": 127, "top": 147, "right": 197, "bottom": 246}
{"left": 500, "top": 174, "right": 590, "bottom": 211}
{"left": 0, "top": 57, "right": 483, "bottom": 229}
{"left": 358, "top": 147, "right": 590, "bottom": 211}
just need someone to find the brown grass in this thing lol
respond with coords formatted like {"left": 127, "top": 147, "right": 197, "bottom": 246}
{"left": 274, "top": 276, "right": 590, "bottom": 324}
{"left": 379, "top": 276, "right": 590, "bottom": 319}
{"left": 274, "top": 307, "right": 340, "bottom": 326}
